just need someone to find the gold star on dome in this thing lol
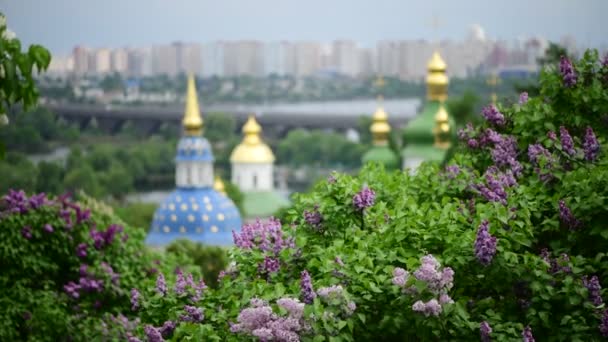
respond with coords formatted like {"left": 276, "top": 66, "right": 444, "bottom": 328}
{"left": 170, "top": 214, "right": 177, "bottom": 222}
{"left": 163, "top": 226, "right": 170, "bottom": 233}
{"left": 211, "top": 226, "right": 218, "bottom": 233}
{"left": 217, "top": 213, "right": 225, "bottom": 221}
{"left": 169, "top": 203, "right": 175, "bottom": 211}
{"left": 203, "top": 214, "right": 209, "bottom": 222}
{"left": 175, "top": 196, "right": 182, "bottom": 202}
{"left": 181, "top": 203, "right": 189, "bottom": 211}
{"left": 192, "top": 203, "right": 199, "bottom": 210}
{"left": 179, "top": 226, "right": 186, "bottom": 233}
{"left": 206, "top": 204, "right": 213, "bottom": 211}
{"left": 187, "top": 214, "right": 195, "bottom": 222}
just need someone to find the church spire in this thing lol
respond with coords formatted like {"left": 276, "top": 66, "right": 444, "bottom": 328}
{"left": 433, "top": 104, "right": 451, "bottom": 149}
{"left": 370, "top": 101, "right": 391, "bottom": 146}
{"left": 426, "top": 51, "right": 449, "bottom": 102}
{"left": 182, "top": 75, "right": 203, "bottom": 136}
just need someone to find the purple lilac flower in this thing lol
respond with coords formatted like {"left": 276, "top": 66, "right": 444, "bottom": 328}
{"left": 156, "top": 273, "right": 167, "bottom": 296}
{"left": 412, "top": 299, "right": 442, "bottom": 317}
{"left": 277, "top": 298, "right": 305, "bottom": 319}
{"left": 59, "top": 209, "right": 73, "bottom": 229}
{"left": 522, "top": 326, "right": 535, "bottom": 342}
{"left": 101, "top": 262, "right": 120, "bottom": 284}
{"left": 130, "top": 288, "right": 140, "bottom": 311}
{"left": 491, "top": 135, "right": 522, "bottom": 175}
{"left": 547, "top": 131, "right": 557, "bottom": 141}
{"left": 144, "top": 325, "right": 163, "bottom": 342}
{"left": 480, "top": 321, "right": 492, "bottom": 342}
{"left": 327, "top": 173, "right": 337, "bottom": 184}
{"left": 28, "top": 193, "right": 46, "bottom": 209}
{"left": 392, "top": 267, "right": 409, "bottom": 287}
{"left": 300, "top": 270, "right": 316, "bottom": 304}
{"left": 174, "top": 270, "right": 186, "bottom": 295}
{"left": 232, "top": 218, "right": 295, "bottom": 255}
{"left": 444, "top": 165, "right": 461, "bottom": 179}
{"left": 353, "top": 186, "right": 376, "bottom": 211}
{"left": 439, "top": 294, "right": 454, "bottom": 305}
{"left": 519, "top": 92, "right": 528, "bottom": 105}
{"left": 528, "top": 144, "right": 551, "bottom": 164}
{"left": 181, "top": 305, "right": 204, "bottom": 322}
{"left": 317, "top": 285, "right": 344, "bottom": 298}
{"left": 335, "top": 256, "right": 344, "bottom": 267}
{"left": 21, "top": 226, "right": 32, "bottom": 239}
{"left": 559, "top": 199, "right": 581, "bottom": 229}
{"left": 76, "top": 243, "right": 87, "bottom": 258}
{"left": 4, "top": 189, "right": 29, "bottom": 214}
{"left": 261, "top": 256, "right": 281, "bottom": 274}
{"left": 412, "top": 255, "right": 454, "bottom": 294}
{"left": 559, "top": 56, "right": 577, "bottom": 87}
{"left": 474, "top": 220, "right": 498, "bottom": 266}
{"left": 79, "top": 264, "right": 88, "bottom": 276}
{"left": 303, "top": 205, "right": 323, "bottom": 230}
{"left": 75, "top": 207, "right": 91, "bottom": 224}
{"left": 582, "top": 275, "right": 603, "bottom": 306}
{"left": 482, "top": 105, "right": 506, "bottom": 127}
{"left": 127, "top": 336, "right": 142, "bottom": 342}
{"left": 600, "top": 310, "right": 608, "bottom": 337}
{"left": 475, "top": 167, "right": 517, "bottom": 205}
{"left": 43, "top": 223, "right": 54, "bottom": 233}
{"left": 159, "top": 321, "right": 176, "bottom": 339}
{"left": 583, "top": 127, "right": 600, "bottom": 161}
{"left": 559, "top": 126, "right": 576, "bottom": 156}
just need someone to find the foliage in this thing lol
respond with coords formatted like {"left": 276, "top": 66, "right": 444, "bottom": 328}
{"left": 114, "top": 202, "right": 157, "bottom": 232}
{"left": 0, "top": 190, "right": 167, "bottom": 341}
{"left": 447, "top": 89, "right": 481, "bottom": 128}
{"left": 119, "top": 49, "right": 608, "bottom": 341}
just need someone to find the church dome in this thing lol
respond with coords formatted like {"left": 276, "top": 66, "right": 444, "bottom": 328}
{"left": 146, "top": 74, "right": 242, "bottom": 246}
{"left": 230, "top": 115, "right": 275, "bottom": 164}
{"left": 147, "top": 188, "right": 241, "bottom": 246}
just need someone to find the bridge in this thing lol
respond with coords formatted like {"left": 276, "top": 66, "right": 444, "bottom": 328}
{"left": 46, "top": 98, "right": 421, "bottom": 137}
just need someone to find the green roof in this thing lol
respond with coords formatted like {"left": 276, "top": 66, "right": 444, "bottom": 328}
{"left": 362, "top": 145, "right": 399, "bottom": 170}
{"left": 402, "top": 100, "right": 441, "bottom": 145}
{"left": 243, "top": 191, "right": 291, "bottom": 219}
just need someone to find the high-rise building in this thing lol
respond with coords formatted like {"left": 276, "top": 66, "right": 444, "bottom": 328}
{"left": 293, "top": 42, "right": 321, "bottom": 77}
{"left": 332, "top": 40, "right": 359, "bottom": 76}
{"left": 152, "top": 44, "right": 178, "bottom": 76}
{"left": 90, "top": 48, "right": 111, "bottom": 74}
{"left": 127, "top": 47, "right": 153, "bottom": 77}
{"left": 202, "top": 42, "right": 225, "bottom": 77}
{"left": 223, "top": 41, "right": 265, "bottom": 76}
{"left": 264, "top": 41, "right": 291, "bottom": 76}
{"left": 174, "top": 42, "right": 202, "bottom": 75}
{"left": 110, "top": 48, "right": 128, "bottom": 74}
{"left": 72, "top": 45, "right": 89, "bottom": 75}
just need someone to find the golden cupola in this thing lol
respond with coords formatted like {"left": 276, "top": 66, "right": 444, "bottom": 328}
{"left": 182, "top": 75, "right": 203, "bottom": 136}
{"left": 230, "top": 115, "right": 275, "bottom": 164}
{"left": 433, "top": 104, "right": 451, "bottom": 149}
{"left": 426, "top": 51, "right": 449, "bottom": 102}
{"left": 370, "top": 97, "right": 391, "bottom": 146}
{"left": 213, "top": 175, "right": 226, "bottom": 195}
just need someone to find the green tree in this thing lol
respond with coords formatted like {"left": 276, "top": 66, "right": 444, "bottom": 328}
{"left": 0, "top": 152, "right": 37, "bottom": 192}
{"left": 0, "top": 13, "right": 51, "bottom": 157}
{"left": 356, "top": 115, "right": 373, "bottom": 145}
{"left": 63, "top": 164, "right": 101, "bottom": 197}
{"left": 35, "top": 161, "right": 64, "bottom": 195}
{"left": 204, "top": 112, "right": 236, "bottom": 143}
{"left": 446, "top": 89, "right": 481, "bottom": 127}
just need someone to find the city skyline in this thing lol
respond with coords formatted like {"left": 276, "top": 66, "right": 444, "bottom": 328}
{"left": 2, "top": 0, "right": 607, "bottom": 54}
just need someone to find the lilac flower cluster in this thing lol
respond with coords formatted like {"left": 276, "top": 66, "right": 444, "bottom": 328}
{"left": 231, "top": 297, "right": 308, "bottom": 342}
{"left": 444, "top": 165, "right": 461, "bottom": 179}
{"left": 558, "top": 199, "right": 582, "bottom": 230}
{"left": 522, "top": 326, "right": 535, "bottom": 342}
{"left": 317, "top": 285, "right": 343, "bottom": 298}
{"left": 21, "top": 225, "right": 32, "bottom": 239}
{"left": 90, "top": 224, "right": 123, "bottom": 250}
{"left": 3, "top": 190, "right": 47, "bottom": 214}
{"left": 233, "top": 218, "right": 295, "bottom": 255}
{"left": 300, "top": 270, "right": 316, "bottom": 304}
{"left": 559, "top": 56, "right": 577, "bottom": 87}
{"left": 474, "top": 167, "right": 517, "bottom": 205}
{"left": 489, "top": 134, "right": 522, "bottom": 175}
{"left": 104, "top": 314, "right": 141, "bottom": 341}
{"left": 156, "top": 273, "right": 167, "bottom": 296}
{"left": 392, "top": 255, "right": 454, "bottom": 317}
{"left": 144, "top": 325, "right": 163, "bottom": 342}
{"left": 260, "top": 256, "right": 281, "bottom": 274}
{"left": 130, "top": 288, "right": 140, "bottom": 311}
{"left": 458, "top": 123, "right": 480, "bottom": 148}
{"left": 519, "top": 92, "right": 529, "bottom": 105}
{"left": 559, "top": 126, "right": 576, "bottom": 156}
{"left": 482, "top": 105, "right": 506, "bottom": 126}
{"left": 528, "top": 143, "right": 556, "bottom": 182}
{"left": 101, "top": 262, "right": 120, "bottom": 285}
{"left": 474, "top": 220, "right": 498, "bottom": 266}
{"left": 600, "top": 310, "right": 608, "bottom": 337}
{"left": 159, "top": 321, "right": 177, "bottom": 339}
{"left": 180, "top": 305, "right": 204, "bottom": 323}
{"left": 352, "top": 186, "right": 376, "bottom": 211}
{"left": 540, "top": 249, "right": 572, "bottom": 274}
{"left": 582, "top": 275, "right": 603, "bottom": 306}
{"left": 63, "top": 275, "right": 104, "bottom": 299}
{"left": 76, "top": 243, "right": 88, "bottom": 258}
{"left": 303, "top": 205, "right": 323, "bottom": 230}
{"left": 480, "top": 321, "right": 492, "bottom": 342}
{"left": 583, "top": 127, "right": 600, "bottom": 161}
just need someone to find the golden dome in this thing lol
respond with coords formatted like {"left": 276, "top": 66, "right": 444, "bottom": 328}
{"left": 213, "top": 176, "right": 226, "bottom": 194}
{"left": 182, "top": 75, "right": 203, "bottom": 136}
{"left": 433, "top": 104, "right": 451, "bottom": 149}
{"left": 370, "top": 101, "right": 391, "bottom": 146}
{"left": 230, "top": 115, "right": 276, "bottom": 164}
{"left": 426, "top": 51, "right": 449, "bottom": 102}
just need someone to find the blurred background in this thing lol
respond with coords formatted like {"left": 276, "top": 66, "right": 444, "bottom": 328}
{"left": 1, "top": 0, "right": 606, "bottom": 229}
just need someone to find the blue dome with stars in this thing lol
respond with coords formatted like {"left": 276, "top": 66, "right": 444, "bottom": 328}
{"left": 145, "top": 75, "right": 242, "bottom": 246}
{"left": 147, "top": 187, "right": 241, "bottom": 246}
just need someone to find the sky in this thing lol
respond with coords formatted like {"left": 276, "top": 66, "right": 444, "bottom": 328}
{"left": 2, "top": 0, "right": 606, "bottom": 54}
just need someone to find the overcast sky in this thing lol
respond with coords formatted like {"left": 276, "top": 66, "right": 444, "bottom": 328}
{"left": 2, "top": 0, "right": 606, "bottom": 54}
